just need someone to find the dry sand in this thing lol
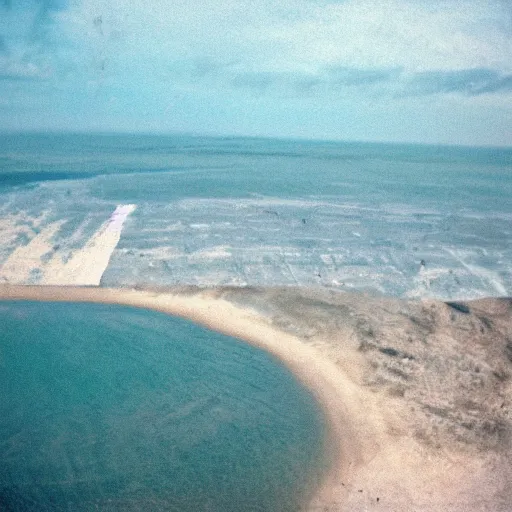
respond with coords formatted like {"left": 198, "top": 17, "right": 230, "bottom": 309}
{"left": 0, "top": 205, "right": 135, "bottom": 286}
{"left": 0, "top": 284, "right": 511, "bottom": 511}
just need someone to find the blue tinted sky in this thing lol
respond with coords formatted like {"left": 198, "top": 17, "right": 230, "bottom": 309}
{"left": 1, "top": 0, "right": 511, "bottom": 146}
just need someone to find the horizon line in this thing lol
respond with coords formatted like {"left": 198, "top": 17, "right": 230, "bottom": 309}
{"left": 1, "top": 128, "right": 511, "bottom": 151}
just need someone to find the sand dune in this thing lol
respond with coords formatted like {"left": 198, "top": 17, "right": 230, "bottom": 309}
{"left": 0, "top": 284, "right": 510, "bottom": 511}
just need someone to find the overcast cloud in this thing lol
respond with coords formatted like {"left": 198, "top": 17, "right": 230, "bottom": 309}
{"left": 1, "top": 0, "right": 511, "bottom": 145}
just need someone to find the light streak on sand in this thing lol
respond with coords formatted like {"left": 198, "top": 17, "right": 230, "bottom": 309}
{"left": 0, "top": 205, "right": 136, "bottom": 286}
{"left": 41, "top": 204, "right": 136, "bottom": 286}
{"left": 0, "top": 220, "right": 66, "bottom": 284}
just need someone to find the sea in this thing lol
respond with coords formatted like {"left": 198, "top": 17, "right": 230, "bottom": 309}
{"left": 0, "top": 301, "right": 326, "bottom": 511}
{"left": 0, "top": 133, "right": 511, "bottom": 510}
{"left": 1, "top": 132, "right": 511, "bottom": 298}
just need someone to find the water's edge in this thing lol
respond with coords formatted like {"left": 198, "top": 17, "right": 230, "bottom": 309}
{"left": 0, "top": 285, "right": 336, "bottom": 511}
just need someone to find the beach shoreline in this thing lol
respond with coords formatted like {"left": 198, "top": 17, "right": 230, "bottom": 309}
{"left": 1, "top": 284, "right": 511, "bottom": 511}
{"left": 0, "top": 284, "right": 356, "bottom": 510}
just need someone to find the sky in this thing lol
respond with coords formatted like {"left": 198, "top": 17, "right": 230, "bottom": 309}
{"left": 1, "top": 0, "right": 511, "bottom": 146}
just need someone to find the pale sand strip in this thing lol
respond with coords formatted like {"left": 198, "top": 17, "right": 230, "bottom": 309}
{"left": 0, "top": 221, "right": 66, "bottom": 284}
{"left": 0, "top": 205, "right": 136, "bottom": 286}
{"left": 40, "top": 204, "right": 136, "bottom": 286}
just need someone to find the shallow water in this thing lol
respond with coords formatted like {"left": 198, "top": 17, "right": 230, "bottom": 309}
{"left": 1, "top": 133, "right": 511, "bottom": 298}
{"left": 0, "top": 301, "right": 327, "bottom": 511}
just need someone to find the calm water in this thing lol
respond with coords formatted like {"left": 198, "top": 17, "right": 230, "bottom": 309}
{"left": 0, "top": 133, "right": 511, "bottom": 297}
{"left": 0, "top": 301, "right": 327, "bottom": 511}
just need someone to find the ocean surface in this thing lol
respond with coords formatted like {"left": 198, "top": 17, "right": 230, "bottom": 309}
{"left": 0, "top": 301, "right": 326, "bottom": 511}
{"left": 1, "top": 132, "right": 511, "bottom": 298}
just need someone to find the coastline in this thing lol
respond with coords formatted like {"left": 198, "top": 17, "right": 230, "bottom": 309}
{"left": 0, "top": 284, "right": 357, "bottom": 510}
{"left": 1, "top": 284, "right": 511, "bottom": 511}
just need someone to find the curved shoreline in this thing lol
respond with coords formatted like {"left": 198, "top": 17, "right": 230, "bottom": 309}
{"left": 0, "top": 284, "right": 361, "bottom": 510}
{"left": 2, "top": 285, "right": 511, "bottom": 511}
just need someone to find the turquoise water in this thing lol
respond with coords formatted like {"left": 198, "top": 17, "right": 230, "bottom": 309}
{"left": 1, "top": 133, "right": 511, "bottom": 297}
{"left": 0, "top": 301, "right": 327, "bottom": 511}
{"left": 1, "top": 134, "right": 511, "bottom": 210}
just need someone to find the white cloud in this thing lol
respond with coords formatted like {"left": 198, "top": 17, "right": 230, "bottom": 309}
{"left": 2, "top": 0, "right": 511, "bottom": 143}
{"left": 55, "top": 0, "right": 511, "bottom": 77}
{"left": 262, "top": 0, "right": 511, "bottom": 72}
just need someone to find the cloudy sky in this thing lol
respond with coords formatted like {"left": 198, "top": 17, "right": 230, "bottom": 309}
{"left": 1, "top": 0, "right": 511, "bottom": 145}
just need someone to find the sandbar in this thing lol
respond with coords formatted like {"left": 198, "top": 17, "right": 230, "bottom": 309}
{"left": 0, "top": 205, "right": 136, "bottom": 286}
{"left": 0, "top": 284, "right": 511, "bottom": 511}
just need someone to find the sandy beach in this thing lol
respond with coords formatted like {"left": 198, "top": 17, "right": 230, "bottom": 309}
{"left": 1, "top": 284, "right": 510, "bottom": 511}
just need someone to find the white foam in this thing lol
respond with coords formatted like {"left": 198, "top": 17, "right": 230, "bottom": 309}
{"left": 445, "top": 248, "right": 507, "bottom": 296}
